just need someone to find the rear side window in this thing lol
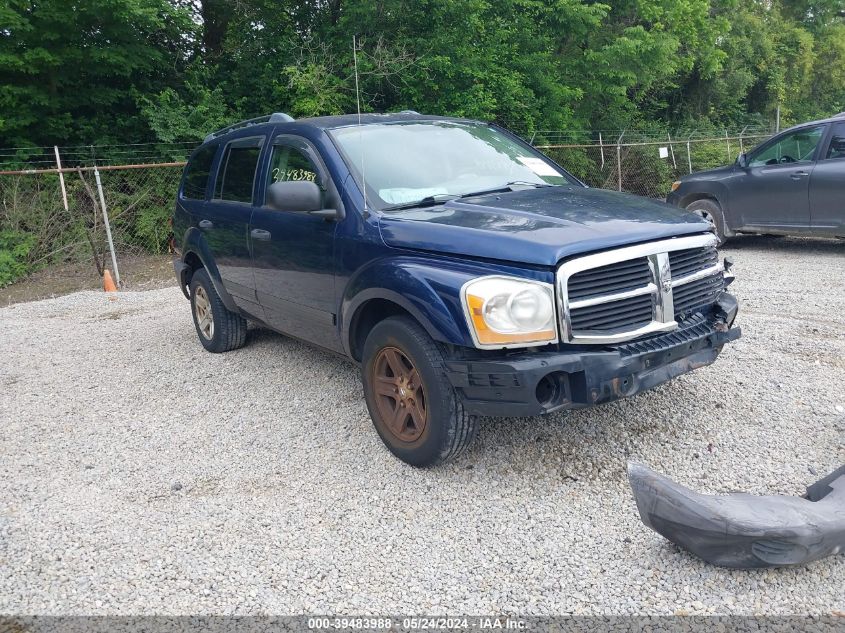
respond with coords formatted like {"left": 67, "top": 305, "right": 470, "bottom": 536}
{"left": 824, "top": 122, "right": 845, "bottom": 160}
{"left": 214, "top": 138, "right": 263, "bottom": 203}
{"left": 182, "top": 144, "right": 217, "bottom": 199}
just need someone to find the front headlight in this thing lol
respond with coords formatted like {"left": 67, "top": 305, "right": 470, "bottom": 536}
{"left": 670, "top": 180, "right": 682, "bottom": 192}
{"left": 461, "top": 276, "right": 558, "bottom": 348}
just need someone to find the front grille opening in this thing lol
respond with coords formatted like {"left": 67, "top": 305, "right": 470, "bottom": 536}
{"left": 669, "top": 246, "right": 718, "bottom": 278}
{"left": 673, "top": 274, "right": 723, "bottom": 318}
{"left": 570, "top": 293, "right": 653, "bottom": 332}
{"left": 567, "top": 257, "right": 651, "bottom": 301}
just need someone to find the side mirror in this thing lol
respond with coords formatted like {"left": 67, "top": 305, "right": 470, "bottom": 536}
{"left": 267, "top": 180, "right": 323, "bottom": 213}
{"left": 736, "top": 153, "right": 748, "bottom": 168}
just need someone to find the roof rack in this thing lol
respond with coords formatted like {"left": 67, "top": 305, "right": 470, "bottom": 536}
{"left": 204, "top": 112, "right": 294, "bottom": 142}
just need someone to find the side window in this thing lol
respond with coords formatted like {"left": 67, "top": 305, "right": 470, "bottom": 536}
{"left": 748, "top": 126, "right": 825, "bottom": 167}
{"left": 824, "top": 122, "right": 845, "bottom": 160}
{"left": 214, "top": 139, "right": 262, "bottom": 203}
{"left": 182, "top": 144, "right": 217, "bottom": 199}
{"left": 267, "top": 145, "right": 323, "bottom": 189}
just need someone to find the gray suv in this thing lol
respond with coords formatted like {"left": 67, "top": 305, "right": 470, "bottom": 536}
{"left": 667, "top": 113, "right": 845, "bottom": 242}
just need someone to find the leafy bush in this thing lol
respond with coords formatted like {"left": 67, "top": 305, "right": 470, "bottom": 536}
{"left": 0, "top": 231, "right": 35, "bottom": 286}
{"left": 133, "top": 204, "right": 173, "bottom": 254}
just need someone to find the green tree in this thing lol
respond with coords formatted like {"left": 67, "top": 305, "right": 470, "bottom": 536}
{"left": 0, "top": 0, "right": 193, "bottom": 147}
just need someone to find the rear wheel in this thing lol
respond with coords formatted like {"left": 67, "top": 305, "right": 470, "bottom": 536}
{"left": 361, "top": 316, "right": 478, "bottom": 467}
{"left": 686, "top": 199, "right": 728, "bottom": 244}
{"left": 189, "top": 268, "right": 247, "bottom": 353}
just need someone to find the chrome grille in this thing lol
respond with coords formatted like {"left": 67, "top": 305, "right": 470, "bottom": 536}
{"left": 570, "top": 293, "right": 653, "bottom": 331}
{"left": 567, "top": 258, "right": 651, "bottom": 301}
{"left": 557, "top": 235, "right": 723, "bottom": 344}
{"left": 673, "top": 272, "right": 723, "bottom": 317}
{"left": 669, "top": 246, "right": 718, "bottom": 278}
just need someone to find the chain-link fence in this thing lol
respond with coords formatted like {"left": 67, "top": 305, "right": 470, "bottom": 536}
{"left": 0, "top": 162, "right": 185, "bottom": 301}
{"left": 538, "top": 130, "right": 770, "bottom": 198}
{"left": 0, "top": 129, "right": 772, "bottom": 301}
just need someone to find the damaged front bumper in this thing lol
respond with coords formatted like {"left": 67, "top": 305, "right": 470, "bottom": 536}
{"left": 444, "top": 293, "right": 740, "bottom": 417}
{"left": 628, "top": 462, "right": 845, "bottom": 568}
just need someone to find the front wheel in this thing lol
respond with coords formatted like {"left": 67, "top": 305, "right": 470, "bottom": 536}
{"left": 361, "top": 316, "right": 478, "bottom": 467}
{"left": 686, "top": 199, "right": 728, "bottom": 245}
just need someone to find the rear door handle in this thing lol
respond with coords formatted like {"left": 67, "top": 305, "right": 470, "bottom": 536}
{"left": 198, "top": 219, "right": 214, "bottom": 229}
{"left": 790, "top": 171, "right": 809, "bottom": 180}
{"left": 250, "top": 228, "right": 271, "bottom": 241}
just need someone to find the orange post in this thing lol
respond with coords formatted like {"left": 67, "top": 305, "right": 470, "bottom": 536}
{"left": 103, "top": 269, "right": 118, "bottom": 292}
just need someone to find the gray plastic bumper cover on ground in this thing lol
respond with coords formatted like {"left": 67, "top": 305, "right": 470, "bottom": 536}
{"left": 628, "top": 462, "right": 845, "bottom": 568}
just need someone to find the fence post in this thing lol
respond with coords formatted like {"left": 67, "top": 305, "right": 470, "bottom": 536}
{"left": 598, "top": 132, "right": 605, "bottom": 169}
{"left": 686, "top": 131, "right": 695, "bottom": 174}
{"left": 616, "top": 132, "right": 624, "bottom": 192}
{"left": 739, "top": 125, "right": 748, "bottom": 155}
{"left": 54, "top": 146, "right": 69, "bottom": 212}
{"left": 667, "top": 133, "right": 676, "bottom": 170}
{"left": 94, "top": 166, "right": 121, "bottom": 287}
{"left": 724, "top": 129, "right": 731, "bottom": 162}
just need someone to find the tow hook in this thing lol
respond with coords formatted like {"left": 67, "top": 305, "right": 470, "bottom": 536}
{"left": 628, "top": 462, "right": 845, "bottom": 568}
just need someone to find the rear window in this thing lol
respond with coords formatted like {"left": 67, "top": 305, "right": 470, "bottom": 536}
{"left": 214, "top": 138, "right": 263, "bottom": 203}
{"left": 182, "top": 144, "right": 217, "bottom": 199}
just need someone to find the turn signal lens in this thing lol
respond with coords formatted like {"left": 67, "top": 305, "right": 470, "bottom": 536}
{"left": 462, "top": 277, "right": 557, "bottom": 348}
{"left": 671, "top": 181, "right": 682, "bottom": 192}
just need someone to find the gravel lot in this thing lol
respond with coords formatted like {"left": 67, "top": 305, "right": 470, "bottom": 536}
{"left": 1, "top": 235, "right": 843, "bottom": 616}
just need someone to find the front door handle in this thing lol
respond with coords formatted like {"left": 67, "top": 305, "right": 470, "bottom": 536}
{"left": 198, "top": 219, "right": 214, "bottom": 229}
{"left": 251, "top": 228, "right": 271, "bottom": 241}
{"left": 790, "top": 171, "right": 809, "bottom": 180}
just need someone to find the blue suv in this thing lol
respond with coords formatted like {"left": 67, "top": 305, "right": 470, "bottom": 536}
{"left": 173, "top": 112, "right": 740, "bottom": 466}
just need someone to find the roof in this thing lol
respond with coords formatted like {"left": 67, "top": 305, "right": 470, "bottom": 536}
{"left": 781, "top": 112, "right": 845, "bottom": 134}
{"left": 295, "top": 112, "right": 470, "bottom": 129}
{"left": 202, "top": 111, "right": 477, "bottom": 143}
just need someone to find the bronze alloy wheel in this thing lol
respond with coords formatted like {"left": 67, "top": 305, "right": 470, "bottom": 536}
{"left": 194, "top": 285, "right": 214, "bottom": 340}
{"left": 372, "top": 346, "right": 428, "bottom": 442}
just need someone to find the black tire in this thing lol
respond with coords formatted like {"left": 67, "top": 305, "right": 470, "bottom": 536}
{"left": 361, "top": 316, "right": 478, "bottom": 467}
{"left": 686, "top": 198, "right": 728, "bottom": 244}
{"left": 189, "top": 268, "right": 247, "bottom": 353}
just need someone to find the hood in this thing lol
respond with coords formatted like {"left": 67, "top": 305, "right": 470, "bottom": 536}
{"left": 378, "top": 186, "right": 711, "bottom": 266}
{"left": 684, "top": 164, "right": 735, "bottom": 181}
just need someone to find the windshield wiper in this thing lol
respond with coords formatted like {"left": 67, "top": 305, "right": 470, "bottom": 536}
{"left": 382, "top": 194, "right": 459, "bottom": 212}
{"left": 381, "top": 182, "right": 556, "bottom": 212}
{"left": 458, "top": 181, "right": 556, "bottom": 199}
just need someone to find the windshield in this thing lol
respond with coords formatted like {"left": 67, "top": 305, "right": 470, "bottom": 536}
{"left": 330, "top": 121, "right": 579, "bottom": 210}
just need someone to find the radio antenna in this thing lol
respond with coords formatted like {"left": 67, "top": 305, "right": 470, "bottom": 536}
{"left": 353, "top": 35, "right": 367, "bottom": 214}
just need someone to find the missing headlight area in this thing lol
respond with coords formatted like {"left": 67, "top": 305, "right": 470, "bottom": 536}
{"left": 628, "top": 462, "right": 845, "bottom": 569}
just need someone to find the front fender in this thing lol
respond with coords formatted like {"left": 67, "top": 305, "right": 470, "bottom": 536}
{"left": 181, "top": 227, "right": 239, "bottom": 313}
{"left": 341, "top": 257, "right": 476, "bottom": 353}
{"left": 340, "top": 256, "right": 552, "bottom": 356}
{"left": 678, "top": 182, "right": 733, "bottom": 229}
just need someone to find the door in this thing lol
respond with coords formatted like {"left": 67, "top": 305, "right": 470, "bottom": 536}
{"left": 250, "top": 135, "right": 341, "bottom": 351}
{"left": 202, "top": 135, "right": 265, "bottom": 315}
{"left": 810, "top": 121, "right": 845, "bottom": 235}
{"left": 731, "top": 125, "right": 826, "bottom": 232}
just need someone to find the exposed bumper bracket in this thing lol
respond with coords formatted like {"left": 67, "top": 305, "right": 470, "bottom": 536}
{"left": 628, "top": 462, "right": 845, "bottom": 568}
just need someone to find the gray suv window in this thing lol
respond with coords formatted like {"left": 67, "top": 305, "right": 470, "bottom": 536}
{"left": 824, "top": 122, "right": 845, "bottom": 160}
{"left": 748, "top": 126, "right": 825, "bottom": 166}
